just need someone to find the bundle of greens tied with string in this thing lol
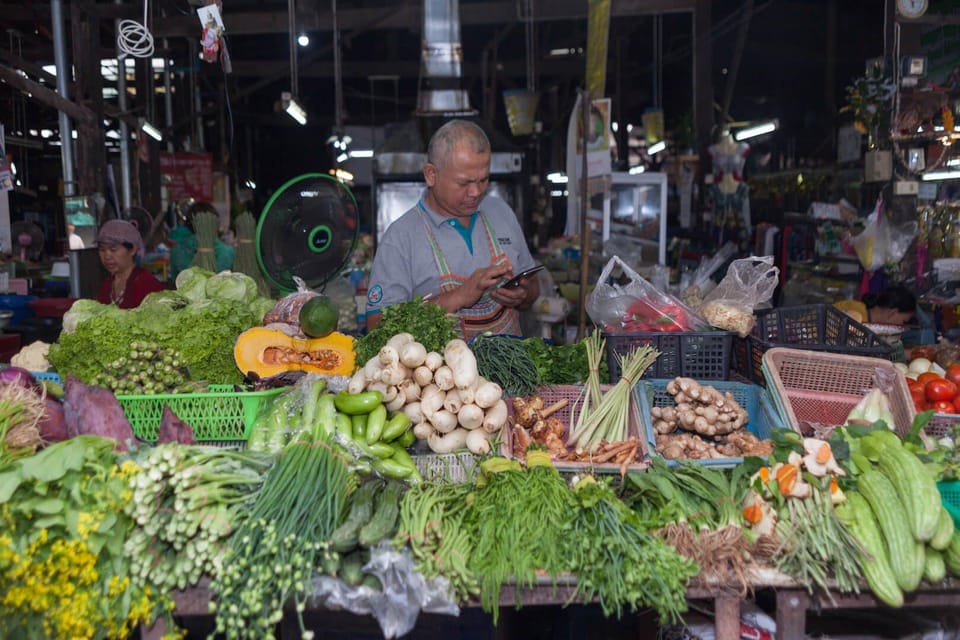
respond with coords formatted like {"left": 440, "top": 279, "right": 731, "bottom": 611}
{"left": 209, "top": 390, "right": 353, "bottom": 640}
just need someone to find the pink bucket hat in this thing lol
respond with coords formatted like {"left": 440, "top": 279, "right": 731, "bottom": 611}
{"left": 96, "top": 219, "right": 145, "bottom": 257}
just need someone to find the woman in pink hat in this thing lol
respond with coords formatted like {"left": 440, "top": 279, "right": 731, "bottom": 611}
{"left": 95, "top": 219, "right": 165, "bottom": 309}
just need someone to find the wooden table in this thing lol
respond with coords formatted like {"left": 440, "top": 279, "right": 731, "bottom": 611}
{"left": 145, "top": 572, "right": 960, "bottom": 640}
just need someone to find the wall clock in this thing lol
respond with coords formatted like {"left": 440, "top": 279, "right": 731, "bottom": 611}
{"left": 897, "top": 0, "right": 929, "bottom": 19}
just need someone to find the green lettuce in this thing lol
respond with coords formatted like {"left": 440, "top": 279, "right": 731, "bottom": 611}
{"left": 205, "top": 271, "right": 258, "bottom": 304}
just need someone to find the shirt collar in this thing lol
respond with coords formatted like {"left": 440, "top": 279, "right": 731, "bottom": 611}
{"left": 419, "top": 189, "right": 479, "bottom": 229}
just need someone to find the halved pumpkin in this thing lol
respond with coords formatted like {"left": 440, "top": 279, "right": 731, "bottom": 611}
{"left": 234, "top": 326, "right": 356, "bottom": 378}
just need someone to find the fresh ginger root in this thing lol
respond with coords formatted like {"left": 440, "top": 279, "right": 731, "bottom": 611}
{"left": 662, "top": 377, "right": 748, "bottom": 436}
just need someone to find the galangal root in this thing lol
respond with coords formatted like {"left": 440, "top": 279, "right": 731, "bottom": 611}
{"left": 649, "top": 377, "right": 773, "bottom": 460}
{"left": 651, "top": 377, "right": 748, "bottom": 436}
{"left": 511, "top": 396, "right": 642, "bottom": 470}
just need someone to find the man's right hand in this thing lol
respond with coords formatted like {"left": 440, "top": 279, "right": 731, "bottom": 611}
{"left": 436, "top": 263, "right": 512, "bottom": 313}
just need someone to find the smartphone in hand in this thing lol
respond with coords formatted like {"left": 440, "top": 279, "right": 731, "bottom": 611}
{"left": 499, "top": 264, "right": 545, "bottom": 289}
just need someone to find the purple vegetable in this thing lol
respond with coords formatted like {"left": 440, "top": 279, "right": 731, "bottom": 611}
{"left": 38, "top": 397, "right": 68, "bottom": 443}
{"left": 62, "top": 375, "right": 137, "bottom": 451}
{"left": 157, "top": 406, "right": 195, "bottom": 445}
{"left": 0, "top": 367, "right": 38, "bottom": 391}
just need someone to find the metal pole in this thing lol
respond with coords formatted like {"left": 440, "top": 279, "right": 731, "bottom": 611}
{"left": 576, "top": 89, "right": 591, "bottom": 341}
{"left": 116, "top": 0, "right": 132, "bottom": 210}
{"left": 163, "top": 38, "right": 174, "bottom": 153}
{"left": 51, "top": 0, "right": 76, "bottom": 197}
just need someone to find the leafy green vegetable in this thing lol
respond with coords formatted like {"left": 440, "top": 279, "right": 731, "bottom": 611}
{"left": 49, "top": 275, "right": 274, "bottom": 385}
{"left": 175, "top": 266, "right": 214, "bottom": 302}
{"left": 522, "top": 337, "right": 608, "bottom": 385}
{"left": 355, "top": 296, "right": 459, "bottom": 365}
{"left": 205, "top": 271, "right": 259, "bottom": 304}
{"left": 471, "top": 334, "right": 541, "bottom": 397}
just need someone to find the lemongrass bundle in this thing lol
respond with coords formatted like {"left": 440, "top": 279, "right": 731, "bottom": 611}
{"left": 190, "top": 210, "right": 219, "bottom": 271}
{"left": 568, "top": 343, "right": 659, "bottom": 451}
{"left": 233, "top": 211, "right": 271, "bottom": 296}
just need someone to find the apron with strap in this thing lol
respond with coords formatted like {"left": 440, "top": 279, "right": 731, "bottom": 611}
{"left": 418, "top": 202, "right": 522, "bottom": 340}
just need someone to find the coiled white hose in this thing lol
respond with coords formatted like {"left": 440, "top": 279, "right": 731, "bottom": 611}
{"left": 116, "top": 0, "right": 154, "bottom": 59}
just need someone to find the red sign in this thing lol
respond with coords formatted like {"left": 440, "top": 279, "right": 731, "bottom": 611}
{"left": 160, "top": 152, "right": 214, "bottom": 202}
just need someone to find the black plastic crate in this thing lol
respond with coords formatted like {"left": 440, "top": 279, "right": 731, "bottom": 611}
{"left": 733, "top": 304, "right": 895, "bottom": 385}
{"left": 604, "top": 331, "right": 734, "bottom": 380}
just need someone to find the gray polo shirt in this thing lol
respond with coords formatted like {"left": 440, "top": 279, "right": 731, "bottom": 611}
{"left": 366, "top": 191, "right": 536, "bottom": 316}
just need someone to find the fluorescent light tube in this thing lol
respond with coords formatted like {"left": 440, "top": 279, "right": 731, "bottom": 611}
{"left": 547, "top": 172, "right": 568, "bottom": 184}
{"left": 348, "top": 149, "right": 374, "bottom": 158}
{"left": 284, "top": 98, "right": 307, "bottom": 125}
{"left": 735, "top": 121, "right": 777, "bottom": 141}
{"left": 922, "top": 170, "right": 960, "bottom": 181}
{"left": 648, "top": 140, "right": 666, "bottom": 155}
{"left": 140, "top": 120, "right": 163, "bottom": 141}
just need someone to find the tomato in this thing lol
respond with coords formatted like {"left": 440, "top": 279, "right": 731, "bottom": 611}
{"left": 946, "top": 365, "right": 960, "bottom": 387}
{"left": 908, "top": 379, "right": 925, "bottom": 393}
{"left": 925, "top": 378, "right": 959, "bottom": 402}
{"left": 915, "top": 399, "right": 930, "bottom": 413}
{"left": 933, "top": 400, "right": 957, "bottom": 414}
{"left": 911, "top": 387, "right": 927, "bottom": 407}
{"left": 953, "top": 396, "right": 960, "bottom": 414}
{"left": 911, "top": 345, "right": 938, "bottom": 361}
{"left": 918, "top": 372, "right": 944, "bottom": 386}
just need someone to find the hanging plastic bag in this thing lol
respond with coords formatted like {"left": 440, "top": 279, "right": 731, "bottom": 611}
{"left": 698, "top": 256, "right": 779, "bottom": 337}
{"left": 849, "top": 208, "right": 918, "bottom": 272}
{"left": 586, "top": 255, "right": 706, "bottom": 333}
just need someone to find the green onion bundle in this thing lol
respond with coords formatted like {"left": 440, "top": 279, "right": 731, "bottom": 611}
{"left": 233, "top": 211, "right": 271, "bottom": 297}
{"left": 470, "top": 333, "right": 541, "bottom": 397}
{"left": 190, "top": 210, "right": 219, "bottom": 272}
{"left": 211, "top": 395, "right": 353, "bottom": 639}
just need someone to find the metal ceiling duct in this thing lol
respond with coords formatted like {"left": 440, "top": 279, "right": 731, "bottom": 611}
{"left": 416, "top": 0, "right": 476, "bottom": 116}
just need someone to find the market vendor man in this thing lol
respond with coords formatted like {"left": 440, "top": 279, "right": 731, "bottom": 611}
{"left": 366, "top": 119, "right": 540, "bottom": 339}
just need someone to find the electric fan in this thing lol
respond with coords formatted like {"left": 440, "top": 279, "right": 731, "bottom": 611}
{"left": 256, "top": 173, "right": 359, "bottom": 293}
{"left": 11, "top": 221, "right": 45, "bottom": 262}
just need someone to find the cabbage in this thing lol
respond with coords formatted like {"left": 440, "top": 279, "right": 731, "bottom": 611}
{"left": 61, "top": 299, "right": 113, "bottom": 334}
{"left": 252, "top": 296, "right": 276, "bottom": 323}
{"left": 175, "top": 266, "right": 214, "bottom": 302}
{"left": 205, "top": 271, "right": 258, "bottom": 304}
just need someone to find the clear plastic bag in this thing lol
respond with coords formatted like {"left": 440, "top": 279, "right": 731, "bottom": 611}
{"left": 309, "top": 544, "right": 459, "bottom": 639}
{"left": 586, "top": 255, "right": 705, "bottom": 333}
{"left": 849, "top": 207, "right": 918, "bottom": 272}
{"left": 698, "top": 256, "right": 779, "bottom": 337}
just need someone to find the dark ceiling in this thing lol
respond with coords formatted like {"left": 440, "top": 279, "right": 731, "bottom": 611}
{"left": 0, "top": 0, "right": 886, "bottom": 197}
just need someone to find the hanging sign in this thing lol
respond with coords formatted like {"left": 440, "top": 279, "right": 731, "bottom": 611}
{"left": 160, "top": 152, "right": 214, "bottom": 202}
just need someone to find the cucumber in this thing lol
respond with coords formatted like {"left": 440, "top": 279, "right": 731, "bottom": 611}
{"left": 836, "top": 492, "right": 904, "bottom": 608}
{"left": 358, "top": 481, "right": 403, "bottom": 547}
{"left": 330, "top": 480, "right": 382, "bottom": 552}
{"left": 360, "top": 573, "right": 382, "bottom": 591}
{"left": 858, "top": 470, "right": 924, "bottom": 592}
{"left": 340, "top": 551, "right": 365, "bottom": 587}
{"left": 946, "top": 531, "right": 960, "bottom": 577}
{"left": 924, "top": 547, "right": 947, "bottom": 583}
{"left": 930, "top": 507, "right": 956, "bottom": 551}
{"left": 878, "top": 445, "right": 941, "bottom": 543}
{"left": 382, "top": 412, "right": 412, "bottom": 442}
{"left": 365, "top": 404, "right": 388, "bottom": 444}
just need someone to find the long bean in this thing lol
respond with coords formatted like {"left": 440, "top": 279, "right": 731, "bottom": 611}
{"left": 470, "top": 333, "right": 541, "bottom": 396}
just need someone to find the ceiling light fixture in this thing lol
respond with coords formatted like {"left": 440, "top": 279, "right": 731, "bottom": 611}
{"left": 734, "top": 120, "right": 778, "bottom": 141}
{"left": 348, "top": 149, "right": 374, "bottom": 158}
{"left": 282, "top": 92, "right": 307, "bottom": 125}
{"left": 330, "top": 168, "right": 354, "bottom": 182}
{"left": 922, "top": 170, "right": 960, "bottom": 181}
{"left": 298, "top": 34, "right": 309, "bottom": 47}
{"left": 336, "top": 152, "right": 348, "bottom": 163}
{"left": 547, "top": 172, "right": 568, "bottom": 184}
{"left": 648, "top": 140, "right": 666, "bottom": 155}
{"left": 140, "top": 119, "right": 163, "bottom": 141}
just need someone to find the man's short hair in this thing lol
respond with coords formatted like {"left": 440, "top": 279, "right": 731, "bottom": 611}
{"left": 427, "top": 120, "right": 491, "bottom": 169}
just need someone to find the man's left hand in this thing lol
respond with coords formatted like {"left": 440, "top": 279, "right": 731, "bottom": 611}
{"left": 490, "top": 277, "right": 539, "bottom": 311}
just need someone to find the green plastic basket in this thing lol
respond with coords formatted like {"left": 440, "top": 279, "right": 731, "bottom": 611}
{"left": 116, "top": 385, "right": 284, "bottom": 443}
{"left": 938, "top": 480, "right": 960, "bottom": 528}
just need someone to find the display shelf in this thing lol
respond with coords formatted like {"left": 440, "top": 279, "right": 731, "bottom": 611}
{"left": 145, "top": 570, "right": 960, "bottom": 640}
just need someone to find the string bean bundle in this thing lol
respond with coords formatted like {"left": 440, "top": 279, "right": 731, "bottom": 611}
{"left": 463, "top": 457, "right": 574, "bottom": 620}
{"left": 566, "top": 477, "right": 698, "bottom": 621}
{"left": 190, "top": 210, "right": 219, "bottom": 272}
{"left": 470, "top": 333, "right": 541, "bottom": 397}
